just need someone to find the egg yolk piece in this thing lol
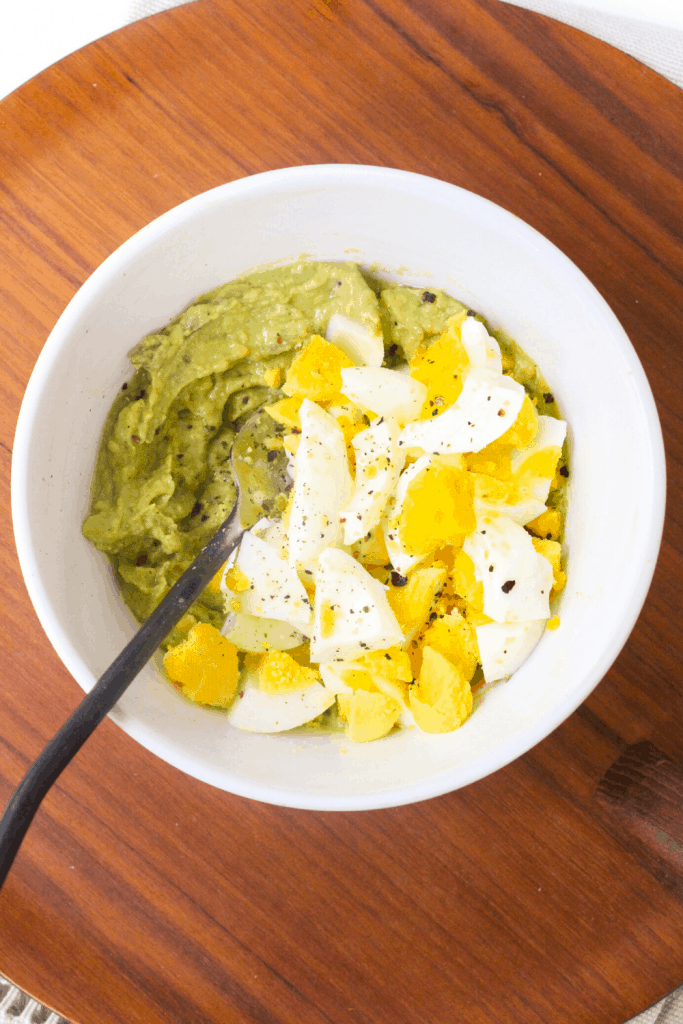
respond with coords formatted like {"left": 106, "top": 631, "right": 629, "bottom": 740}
{"left": 386, "top": 564, "right": 448, "bottom": 638}
{"left": 337, "top": 690, "right": 401, "bottom": 742}
{"left": 399, "top": 458, "right": 476, "bottom": 555}
{"left": 408, "top": 647, "right": 473, "bottom": 734}
{"left": 283, "top": 334, "right": 354, "bottom": 402}
{"left": 408, "top": 608, "right": 479, "bottom": 681}
{"left": 409, "top": 313, "right": 470, "bottom": 417}
{"left": 163, "top": 623, "right": 240, "bottom": 708}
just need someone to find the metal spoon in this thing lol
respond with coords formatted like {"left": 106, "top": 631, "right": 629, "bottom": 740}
{"left": 0, "top": 406, "right": 289, "bottom": 891}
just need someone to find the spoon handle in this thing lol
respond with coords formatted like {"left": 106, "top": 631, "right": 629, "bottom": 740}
{"left": 0, "top": 505, "right": 244, "bottom": 892}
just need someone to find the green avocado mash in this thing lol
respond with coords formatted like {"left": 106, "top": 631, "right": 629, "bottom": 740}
{"left": 83, "top": 260, "right": 565, "bottom": 647}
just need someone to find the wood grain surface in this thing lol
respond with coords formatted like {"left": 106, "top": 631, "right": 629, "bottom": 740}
{"left": 0, "top": 1, "right": 682, "bottom": 1021}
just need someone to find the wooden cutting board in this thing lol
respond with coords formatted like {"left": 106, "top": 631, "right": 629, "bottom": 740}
{"left": 0, "top": 1, "right": 682, "bottom": 1021}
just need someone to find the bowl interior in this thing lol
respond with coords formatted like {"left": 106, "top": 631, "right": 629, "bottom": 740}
{"left": 11, "top": 166, "right": 665, "bottom": 810}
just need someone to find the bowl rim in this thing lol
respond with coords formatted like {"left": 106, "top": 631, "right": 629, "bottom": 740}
{"left": 10, "top": 163, "right": 667, "bottom": 810}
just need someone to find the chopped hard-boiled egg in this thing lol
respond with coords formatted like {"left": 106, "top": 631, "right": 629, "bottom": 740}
{"left": 160, "top": 285, "right": 568, "bottom": 744}
{"left": 222, "top": 613, "right": 307, "bottom": 653}
{"left": 288, "top": 399, "right": 353, "bottom": 569}
{"left": 463, "top": 514, "right": 553, "bottom": 623}
{"left": 340, "top": 417, "right": 405, "bottom": 544}
{"left": 233, "top": 531, "right": 311, "bottom": 628}
{"left": 408, "top": 315, "right": 469, "bottom": 412}
{"left": 408, "top": 647, "right": 473, "bottom": 734}
{"left": 310, "top": 547, "right": 404, "bottom": 663}
{"left": 283, "top": 334, "right": 354, "bottom": 402}
{"left": 326, "top": 313, "right": 384, "bottom": 367}
{"left": 383, "top": 455, "right": 434, "bottom": 576}
{"left": 472, "top": 414, "right": 567, "bottom": 524}
{"left": 340, "top": 366, "right": 427, "bottom": 424}
{"left": 510, "top": 415, "right": 567, "bottom": 504}
{"left": 460, "top": 316, "right": 503, "bottom": 374}
{"left": 386, "top": 564, "right": 448, "bottom": 640}
{"left": 164, "top": 624, "right": 240, "bottom": 708}
{"left": 475, "top": 619, "right": 546, "bottom": 683}
{"left": 383, "top": 454, "right": 476, "bottom": 573}
{"left": 258, "top": 651, "right": 321, "bottom": 693}
{"left": 399, "top": 368, "right": 526, "bottom": 454}
{"left": 227, "top": 675, "right": 335, "bottom": 732}
{"left": 337, "top": 689, "right": 401, "bottom": 742}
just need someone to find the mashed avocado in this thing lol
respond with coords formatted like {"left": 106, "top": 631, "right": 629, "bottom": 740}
{"left": 83, "top": 260, "right": 565, "bottom": 646}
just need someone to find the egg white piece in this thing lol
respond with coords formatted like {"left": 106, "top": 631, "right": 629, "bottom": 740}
{"left": 262, "top": 516, "right": 289, "bottom": 561}
{"left": 341, "top": 417, "right": 406, "bottom": 545}
{"left": 288, "top": 399, "right": 353, "bottom": 569}
{"left": 463, "top": 515, "right": 553, "bottom": 623}
{"left": 460, "top": 317, "right": 503, "bottom": 374}
{"left": 473, "top": 494, "right": 547, "bottom": 527}
{"left": 227, "top": 679, "right": 335, "bottom": 733}
{"left": 340, "top": 366, "right": 427, "bottom": 424}
{"left": 398, "top": 368, "right": 525, "bottom": 455}
{"left": 326, "top": 313, "right": 384, "bottom": 367}
{"left": 476, "top": 619, "right": 547, "bottom": 683}
{"left": 235, "top": 531, "right": 311, "bottom": 628}
{"left": 310, "top": 547, "right": 403, "bottom": 663}
{"left": 382, "top": 454, "right": 433, "bottom": 576}
{"left": 510, "top": 415, "right": 567, "bottom": 502}
{"left": 222, "top": 613, "right": 308, "bottom": 652}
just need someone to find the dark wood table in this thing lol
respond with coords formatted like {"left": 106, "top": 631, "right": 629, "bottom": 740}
{"left": 1, "top": 2, "right": 682, "bottom": 1021}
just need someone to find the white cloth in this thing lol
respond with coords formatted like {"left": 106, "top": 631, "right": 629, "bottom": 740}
{"left": 500, "top": 0, "right": 683, "bottom": 88}
{"left": 626, "top": 988, "right": 683, "bottom": 1023}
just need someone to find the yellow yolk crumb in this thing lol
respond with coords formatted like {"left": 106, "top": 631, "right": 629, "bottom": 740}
{"left": 408, "top": 647, "right": 473, "bottom": 734}
{"left": 409, "top": 608, "right": 479, "bottom": 681}
{"left": 264, "top": 396, "right": 303, "bottom": 430}
{"left": 164, "top": 623, "right": 239, "bottom": 708}
{"left": 263, "top": 365, "right": 284, "bottom": 388}
{"left": 282, "top": 334, "right": 354, "bottom": 401}
{"left": 526, "top": 507, "right": 562, "bottom": 541}
{"left": 206, "top": 561, "right": 229, "bottom": 596}
{"left": 387, "top": 564, "right": 448, "bottom": 637}
{"left": 546, "top": 615, "right": 561, "bottom": 631}
{"left": 336, "top": 690, "right": 401, "bottom": 742}
{"left": 224, "top": 567, "right": 250, "bottom": 593}
{"left": 409, "top": 313, "right": 469, "bottom": 417}
{"left": 258, "top": 650, "right": 320, "bottom": 694}
{"left": 399, "top": 459, "right": 476, "bottom": 555}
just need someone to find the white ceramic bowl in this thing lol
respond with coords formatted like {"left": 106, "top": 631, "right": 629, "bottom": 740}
{"left": 11, "top": 165, "right": 665, "bottom": 811}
